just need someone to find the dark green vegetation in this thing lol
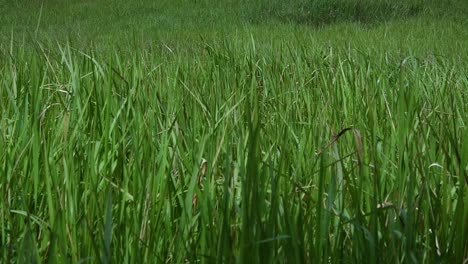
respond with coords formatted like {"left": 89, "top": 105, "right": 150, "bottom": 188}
{"left": 1, "top": 0, "right": 467, "bottom": 263}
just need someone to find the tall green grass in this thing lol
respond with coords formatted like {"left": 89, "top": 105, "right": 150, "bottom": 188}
{"left": 1, "top": 38, "right": 466, "bottom": 263}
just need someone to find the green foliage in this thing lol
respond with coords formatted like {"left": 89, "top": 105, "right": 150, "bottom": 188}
{"left": 1, "top": 39, "right": 467, "bottom": 263}
{"left": 0, "top": 0, "right": 467, "bottom": 263}
{"left": 252, "top": 0, "right": 468, "bottom": 26}
{"left": 254, "top": 0, "right": 421, "bottom": 26}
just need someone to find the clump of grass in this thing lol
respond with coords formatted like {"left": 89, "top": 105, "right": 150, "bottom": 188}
{"left": 250, "top": 0, "right": 468, "bottom": 27}
{"left": 251, "top": 0, "right": 423, "bottom": 26}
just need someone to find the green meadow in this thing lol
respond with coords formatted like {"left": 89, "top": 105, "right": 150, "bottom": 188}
{"left": 0, "top": 0, "right": 467, "bottom": 263}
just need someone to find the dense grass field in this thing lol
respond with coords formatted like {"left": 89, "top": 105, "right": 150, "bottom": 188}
{"left": 1, "top": 0, "right": 467, "bottom": 263}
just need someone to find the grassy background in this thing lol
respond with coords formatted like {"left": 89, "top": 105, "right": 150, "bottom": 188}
{"left": 0, "top": 0, "right": 467, "bottom": 263}
{"left": 1, "top": 0, "right": 467, "bottom": 55}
